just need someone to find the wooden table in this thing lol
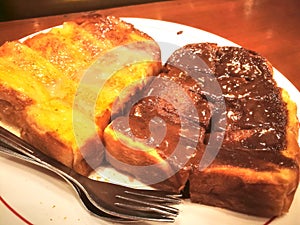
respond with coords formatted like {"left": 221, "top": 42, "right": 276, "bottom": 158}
{"left": 0, "top": 0, "right": 299, "bottom": 90}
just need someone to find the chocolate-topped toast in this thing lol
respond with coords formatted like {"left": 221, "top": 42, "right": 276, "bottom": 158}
{"left": 104, "top": 43, "right": 299, "bottom": 217}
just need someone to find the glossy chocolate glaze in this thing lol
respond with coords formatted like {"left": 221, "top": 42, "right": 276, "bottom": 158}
{"left": 131, "top": 43, "right": 288, "bottom": 167}
{"left": 214, "top": 46, "right": 287, "bottom": 152}
{"left": 109, "top": 43, "right": 293, "bottom": 198}
{"left": 104, "top": 42, "right": 298, "bottom": 218}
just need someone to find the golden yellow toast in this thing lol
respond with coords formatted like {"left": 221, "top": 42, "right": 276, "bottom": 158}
{"left": 0, "top": 14, "right": 161, "bottom": 175}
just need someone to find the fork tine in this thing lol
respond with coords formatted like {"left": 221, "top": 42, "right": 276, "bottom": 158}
{"left": 115, "top": 202, "right": 177, "bottom": 218}
{"left": 114, "top": 201, "right": 177, "bottom": 222}
{"left": 124, "top": 190, "right": 182, "bottom": 204}
{"left": 115, "top": 195, "right": 179, "bottom": 215}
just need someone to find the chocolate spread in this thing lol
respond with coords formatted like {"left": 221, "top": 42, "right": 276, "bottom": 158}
{"left": 119, "top": 43, "right": 290, "bottom": 172}
{"left": 106, "top": 42, "right": 298, "bottom": 217}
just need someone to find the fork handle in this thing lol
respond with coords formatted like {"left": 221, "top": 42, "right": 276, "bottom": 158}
{"left": 0, "top": 126, "right": 80, "bottom": 184}
{"left": 0, "top": 142, "right": 72, "bottom": 183}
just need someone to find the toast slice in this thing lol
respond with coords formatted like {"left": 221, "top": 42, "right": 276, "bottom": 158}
{"left": 103, "top": 43, "right": 299, "bottom": 217}
{"left": 0, "top": 14, "right": 161, "bottom": 175}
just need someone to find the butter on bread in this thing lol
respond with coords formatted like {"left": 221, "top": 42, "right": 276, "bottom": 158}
{"left": 0, "top": 14, "right": 161, "bottom": 175}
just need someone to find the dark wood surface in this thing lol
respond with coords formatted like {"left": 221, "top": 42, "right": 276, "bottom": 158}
{"left": 0, "top": 0, "right": 299, "bottom": 90}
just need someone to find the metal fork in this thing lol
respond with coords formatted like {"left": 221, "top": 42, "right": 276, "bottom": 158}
{"left": 0, "top": 145, "right": 135, "bottom": 222}
{"left": 0, "top": 126, "right": 181, "bottom": 222}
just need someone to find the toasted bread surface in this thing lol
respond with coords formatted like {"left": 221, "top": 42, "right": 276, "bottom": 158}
{"left": 0, "top": 14, "right": 161, "bottom": 175}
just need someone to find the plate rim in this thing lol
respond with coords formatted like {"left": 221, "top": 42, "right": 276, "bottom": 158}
{"left": 1, "top": 17, "right": 299, "bottom": 225}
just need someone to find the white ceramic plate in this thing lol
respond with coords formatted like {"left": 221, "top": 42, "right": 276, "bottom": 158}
{"left": 0, "top": 18, "right": 299, "bottom": 225}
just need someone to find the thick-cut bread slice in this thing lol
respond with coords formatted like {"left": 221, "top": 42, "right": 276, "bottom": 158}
{"left": 187, "top": 44, "right": 299, "bottom": 217}
{"left": 0, "top": 14, "right": 161, "bottom": 175}
{"left": 103, "top": 42, "right": 299, "bottom": 217}
{"left": 23, "top": 14, "right": 161, "bottom": 136}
